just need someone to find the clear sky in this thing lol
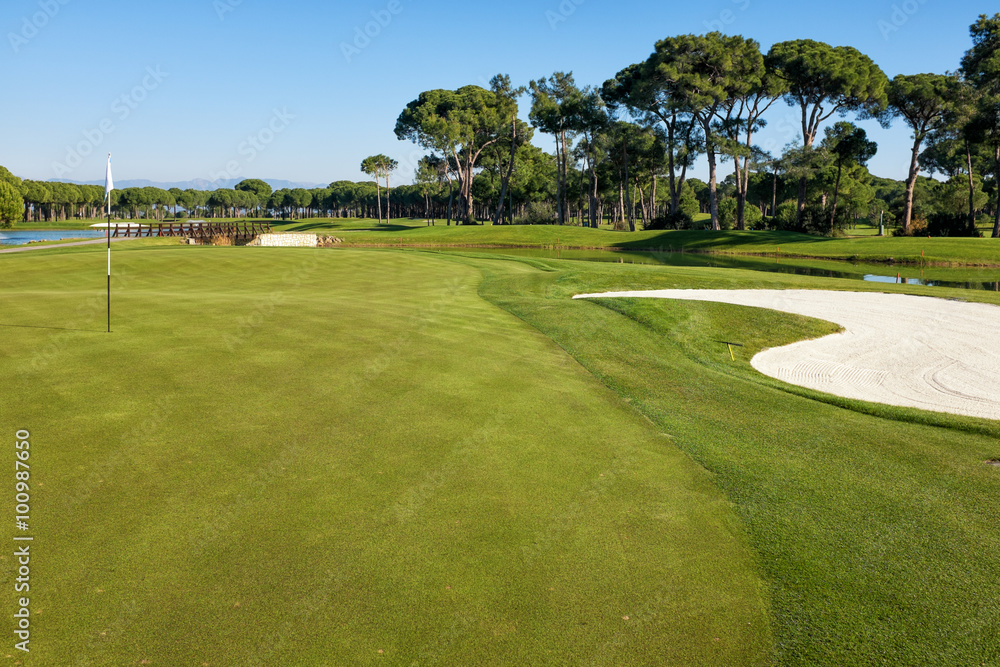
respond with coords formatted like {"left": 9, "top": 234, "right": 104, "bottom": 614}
{"left": 0, "top": 0, "right": 988, "bottom": 187}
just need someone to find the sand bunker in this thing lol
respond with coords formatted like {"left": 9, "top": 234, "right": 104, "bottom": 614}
{"left": 573, "top": 289, "right": 1000, "bottom": 421}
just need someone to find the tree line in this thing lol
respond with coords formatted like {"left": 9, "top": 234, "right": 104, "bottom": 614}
{"left": 390, "top": 15, "right": 1000, "bottom": 236}
{"left": 1, "top": 15, "right": 997, "bottom": 238}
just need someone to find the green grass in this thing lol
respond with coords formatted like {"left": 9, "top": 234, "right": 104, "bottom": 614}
{"left": 267, "top": 217, "right": 1000, "bottom": 267}
{"left": 19, "top": 215, "right": 1000, "bottom": 266}
{"left": 5, "top": 242, "right": 1000, "bottom": 665}
{"left": 476, "top": 257, "right": 1000, "bottom": 665}
{"left": 1, "top": 245, "right": 771, "bottom": 665}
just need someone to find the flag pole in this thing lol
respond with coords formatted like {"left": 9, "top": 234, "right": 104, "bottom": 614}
{"left": 105, "top": 153, "right": 113, "bottom": 334}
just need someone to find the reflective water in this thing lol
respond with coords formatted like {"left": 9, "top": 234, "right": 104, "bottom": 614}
{"left": 426, "top": 247, "right": 1000, "bottom": 292}
{"left": 0, "top": 230, "right": 108, "bottom": 246}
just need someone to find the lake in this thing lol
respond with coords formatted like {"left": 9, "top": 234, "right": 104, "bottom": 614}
{"left": 422, "top": 247, "right": 1000, "bottom": 292}
{"left": 0, "top": 230, "right": 109, "bottom": 246}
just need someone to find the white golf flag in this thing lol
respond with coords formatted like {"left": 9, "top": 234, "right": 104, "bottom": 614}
{"left": 104, "top": 153, "right": 114, "bottom": 203}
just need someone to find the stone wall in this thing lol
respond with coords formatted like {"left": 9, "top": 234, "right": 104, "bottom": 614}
{"left": 249, "top": 233, "right": 318, "bottom": 248}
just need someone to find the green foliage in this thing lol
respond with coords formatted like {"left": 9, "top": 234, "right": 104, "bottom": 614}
{"left": 513, "top": 201, "right": 557, "bottom": 225}
{"left": 0, "top": 165, "right": 24, "bottom": 194}
{"left": 644, "top": 210, "right": 693, "bottom": 230}
{"left": 718, "top": 197, "right": 737, "bottom": 230}
{"left": 235, "top": 178, "right": 273, "bottom": 201}
{"left": 926, "top": 211, "right": 981, "bottom": 236}
{"left": 887, "top": 73, "right": 962, "bottom": 138}
{"left": 396, "top": 84, "right": 514, "bottom": 224}
{"left": 773, "top": 200, "right": 800, "bottom": 231}
{"left": 0, "top": 179, "right": 23, "bottom": 227}
{"left": 766, "top": 40, "right": 889, "bottom": 142}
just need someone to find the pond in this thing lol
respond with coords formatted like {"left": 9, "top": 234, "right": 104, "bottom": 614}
{"left": 424, "top": 247, "right": 1000, "bottom": 292}
{"left": 0, "top": 230, "right": 109, "bottom": 246}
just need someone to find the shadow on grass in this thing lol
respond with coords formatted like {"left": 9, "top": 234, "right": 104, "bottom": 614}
{"left": 613, "top": 230, "right": 835, "bottom": 251}
{"left": 278, "top": 222, "right": 420, "bottom": 233}
{"left": 0, "top": 323, "right": 105, "bottom": 333}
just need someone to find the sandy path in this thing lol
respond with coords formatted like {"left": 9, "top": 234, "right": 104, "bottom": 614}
{"left": 573, "top": 289, "right": 1000, "bottom": 421}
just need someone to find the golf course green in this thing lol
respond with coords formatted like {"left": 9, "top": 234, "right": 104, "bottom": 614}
{"left": 2, "top": 239, "right": 999, "bottom": 665}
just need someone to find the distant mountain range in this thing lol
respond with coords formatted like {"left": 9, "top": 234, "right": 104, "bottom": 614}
{"left": 50, "top": 178, "right": 327, "bottom": 191}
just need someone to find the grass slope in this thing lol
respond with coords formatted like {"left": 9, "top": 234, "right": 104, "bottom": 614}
{"left": 16, "top": 217, "right": 1000, "bottom": 266}
{"left": 274, "top": 218, "right": 1000, "bottom": 267}
{"left": 1, "top": 246, "right": 770, "bottom": 665}
{"left": 476, "top": 257, "right": 1000, "bottom": 665}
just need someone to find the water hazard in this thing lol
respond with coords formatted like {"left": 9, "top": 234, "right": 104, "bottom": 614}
{"left": 0, "top": 230, "right": 108, "bottom": 246}
{"left": 426, "top": 247, "right": 1000, "bottom": 292}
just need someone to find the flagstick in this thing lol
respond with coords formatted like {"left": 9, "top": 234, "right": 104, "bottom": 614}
{"left": 107, "top": 197, "right": 111, "bottom": 333}
{"left": 105, "top": 153, "right": 112, "bottom": 334}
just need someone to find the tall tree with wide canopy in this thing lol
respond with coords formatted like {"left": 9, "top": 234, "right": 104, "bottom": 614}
{"left": 603, "top": 61, "right": 700, "bottom": 219}
{"left": 395, "top": 85, "right": 513, "bottom": 225}
{"left": 923, "top": 77, "right": 993, "bottom": 232}
{"left": 715, "top": 44, "right": 788, "bottom": 230}
{"left": 887, "top": 73, "right": 962, "bottom": 234}
{"left": 651, "top": 32, "right": 767, "bottom": 230}
{"left": 766, "top": 39, "right": 889, "bottom": 224}
{"left": 961, "top": 13, "right": 1000, "bottom": 237}
{"left": 236, "top": 179, "right": 273, "bottom": 218}
{"left": 489, "top": 74, "right": 530, "bottom": 225}
{"left": 567, "top": 87, "right": 608, "bottom": 228}
{"left": 529, "top": 72, "right": 582, "bottom": 225}
{"left": 360, "top": 154, "right": 396, "bottom": 224}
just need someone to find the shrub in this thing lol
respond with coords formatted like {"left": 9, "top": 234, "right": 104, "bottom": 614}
{"left": 513, "top": 201, "right": 557, "bottom": 225}
{"left": 926, "top": 213, "right": 981, "bottom": 237}
{"left": 644, "top": 210, "right": 693, "bottom": 230}
{"left": 717, "top": 198, "right": 737, "bottom": 230}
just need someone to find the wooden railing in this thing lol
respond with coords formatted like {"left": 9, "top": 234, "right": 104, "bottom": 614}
{"left": 111, "top": 221, "right": 271, "bottom": 240}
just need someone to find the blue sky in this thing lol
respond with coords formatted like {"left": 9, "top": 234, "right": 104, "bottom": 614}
{"left": 0, "top": 0, "right": 987, "bottom": 187}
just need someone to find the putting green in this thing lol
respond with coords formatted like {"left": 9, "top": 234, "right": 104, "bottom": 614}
{"left": 1, "top": 246, "right": 770, "bottom": 665}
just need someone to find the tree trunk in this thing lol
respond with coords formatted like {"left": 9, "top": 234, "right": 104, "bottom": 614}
{"left": 553, "top": 135, "right": 563, "bottom": 225}
{"left": 560, "top": 129, "right": 569, "bottom": 225}
{"left": 666, "top": 114, "right": 678, "bottom": 214}
{"left": 771, "top": 171, "right": 778, "bottom": 219}
{"left": 493, "top": 117, "right": 518, "bottom": 225}
{"left": 624, "top": 140, "right": 634, "bottom": 231}
{"left": 374, "top": 180, "right": 382, "bottom": 224}
{"left": 385, "top": 174, "right": 391, "bottom": 223}
{"left": 992, "top": 144, "right": 1000, "bottom": 239}
{"left": 902, "top": 135, "right": 922, "bottom": 235}
{"left": 965, "top": 140, "right": 976, "bottom": 233}
{"left": 461, "top": 161, "right": 475, "bottom": 224}
{"left": 707, "top": 145, "right": 720, "bottom": 231}
{"left": 617, "top": 179, "right": 625, "bottom": 231}
{"left": 446, "top": 179, "right": 453, "bottom": 226}
{"left": 829, "top": 161, "right": 843, "bottom": 231}
{"left": 588, "top": 155, "right": 599, "bottom": 229}
{"left": 648, "top": 174, "right": 656, "bottom": 233}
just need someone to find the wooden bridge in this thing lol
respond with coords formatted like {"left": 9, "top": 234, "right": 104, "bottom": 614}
{"left": 110, "top": 221, "right": 271, "bottom": 242}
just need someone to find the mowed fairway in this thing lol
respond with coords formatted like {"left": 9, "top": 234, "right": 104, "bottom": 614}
{"left": 1, "top": 245, "right": 770, "bottom": 665}
{"left": 477, "top": 257, "right": 1000, "bottom": 666}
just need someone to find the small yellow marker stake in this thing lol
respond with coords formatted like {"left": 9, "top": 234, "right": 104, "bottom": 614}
{"left": 728, "top": 343, "right": 735, "bottom": 361}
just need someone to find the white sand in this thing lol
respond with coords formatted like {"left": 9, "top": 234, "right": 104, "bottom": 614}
{"left": 573, "top": 289, "right": 1000, "bottom": 421}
